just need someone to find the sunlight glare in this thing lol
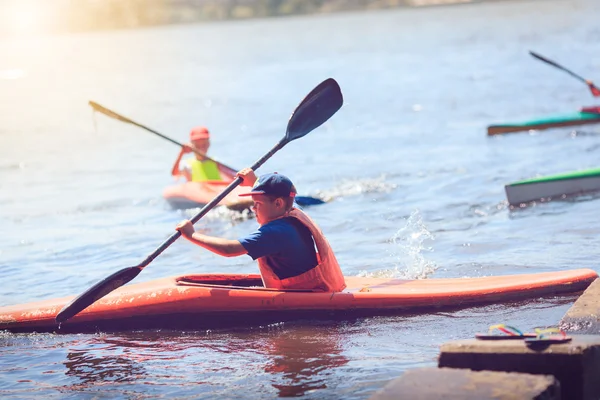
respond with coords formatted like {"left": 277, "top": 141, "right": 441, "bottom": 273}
{"left": 3, "top": 1, "right": 45, "bottom": 36}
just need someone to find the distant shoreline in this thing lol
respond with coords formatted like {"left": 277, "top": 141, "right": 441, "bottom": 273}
{"left": 0, "top": 0, "right": 485, "bottom": 37}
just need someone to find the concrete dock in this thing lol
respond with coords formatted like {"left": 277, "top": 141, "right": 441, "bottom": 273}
{"left": 371, "top": 278, "right": 600, "bottom": 399}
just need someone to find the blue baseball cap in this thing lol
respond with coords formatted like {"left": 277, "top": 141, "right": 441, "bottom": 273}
{"left": 239, "top": 172, "right": 297, "bottom": 198}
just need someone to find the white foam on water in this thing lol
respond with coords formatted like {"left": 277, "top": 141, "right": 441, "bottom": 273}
{"left": 182, "top": 205, "right": 254, "bottom": 223}
{"left": 357, "top": 209, "right": 437, "bottom": 280}
{"left": 315, "top": 175, "right": 397, "bottom": 202}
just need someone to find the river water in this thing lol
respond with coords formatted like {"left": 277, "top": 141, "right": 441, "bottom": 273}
{"left": 2, "top": 0, "right": 600, "bottom": 398}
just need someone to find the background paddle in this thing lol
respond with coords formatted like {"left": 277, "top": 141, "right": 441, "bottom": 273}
{"left": 529, "top": 50, "right": 600, "bottom": 97}
{"left": 89, "top": 101, "right": 325, "bottom": 207}
{"left": 56, "top": 77, "right": 343, "bottom": 324}
{"left": 89, "top": 100, "right": 238, "bottom": 175}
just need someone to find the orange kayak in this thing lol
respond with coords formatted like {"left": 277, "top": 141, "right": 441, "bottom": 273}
{"left": 162, "top": 181, "right": 326, "bottom": 210}
{"left": 0, "top": 269, "right": 596, "bottom": 333}
{"left": 163, "top": 181, "right": 252, "bottom": 209}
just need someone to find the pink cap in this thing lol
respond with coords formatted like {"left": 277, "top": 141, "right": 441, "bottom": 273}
{"left": 190, "top": 126, "right": 210, "bottom": 140}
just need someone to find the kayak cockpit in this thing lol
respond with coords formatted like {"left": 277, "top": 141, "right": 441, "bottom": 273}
{"left": 175, "top": 274, "right": 316, "bottom": 292}
{"left": 177, "top": 274, "right": 264, "bottom": 288}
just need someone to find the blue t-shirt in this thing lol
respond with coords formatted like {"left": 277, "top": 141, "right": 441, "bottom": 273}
{"left": 238, "top": 217, "right": 318, "bottom": 280}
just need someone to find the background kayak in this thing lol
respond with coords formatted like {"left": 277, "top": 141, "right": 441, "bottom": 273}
{"left": 487, "top": 111, "right": 600, "bottom": 135}
{"left": 163, "top": 181, "right": 326, "bottom": 210}
{"left": 505, "top": 167, "right": 600, "bottom": 206}
{"left": 163, "top": 180, "right": 251, "bottom": 209}
{"left": 487, "top": 51, "right": 600, "bottom": 136}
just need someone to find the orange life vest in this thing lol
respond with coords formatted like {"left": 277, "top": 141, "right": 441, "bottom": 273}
{"left": 257, "top": 208, "right": 346, "bottom": 292}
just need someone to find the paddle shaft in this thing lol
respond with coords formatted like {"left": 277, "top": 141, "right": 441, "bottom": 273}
{"left": 138, "top": 139, "right": 286, "bottom": 269}
{"left": 530, "top": 51, "right": 600, "bottom": 96}
{"left": 89, "top": 101, "right": 237, "bottom": 174}
{"left": 90, "top": 100, "right": 324, "bottom": 206}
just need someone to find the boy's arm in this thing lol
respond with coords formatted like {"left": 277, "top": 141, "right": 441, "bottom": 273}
{"left": 176, "top": 220, "right": 247, "bottom": 257}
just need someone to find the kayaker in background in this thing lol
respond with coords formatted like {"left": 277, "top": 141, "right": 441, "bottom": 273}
{"left": 171, "top": 126, "right": 226, "bottom": 182}
{"left": 175, "top": 169, "right": 346, "bottom": 292}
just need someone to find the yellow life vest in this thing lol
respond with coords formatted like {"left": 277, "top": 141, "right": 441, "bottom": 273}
{"left": 187, "top": 159, "right": 222, "bottom": 182}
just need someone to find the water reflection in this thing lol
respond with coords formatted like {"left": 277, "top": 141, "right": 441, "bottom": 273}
{"left": 64, "top": 347, "right": 145, "bottom": 385}
{"left": 63, "top": 333, "right": 188, "bottom": 389}
{"left": 64, "top": 337, "right": 147, "bottom": 386}
{"left": 55, "top": 302, "right": 576, "bottom": 397}
{"left": 59, "top": 325, "right": 349, "bottom": 398}
{"left": 263, "top": 325, "right": 348, "bottom": 397}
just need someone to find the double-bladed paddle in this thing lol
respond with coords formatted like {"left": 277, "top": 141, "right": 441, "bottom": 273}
{"left": 89, "top": 100, "right": 238, "bottom": 175}
{"left": 529, "top": 51, "right": 600, "bottom": 97}
{"left": 55, "top": 78, "right": 343, "bottom": 324}
{"left": 89, "top": 101, "right": 325, "bottom": 207}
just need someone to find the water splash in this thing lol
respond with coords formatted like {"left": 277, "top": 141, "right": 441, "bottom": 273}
{"left": 358, "top": 210, "right": 437, "bottom": 280}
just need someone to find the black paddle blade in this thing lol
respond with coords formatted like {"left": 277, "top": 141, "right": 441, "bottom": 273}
{"left": 294, "top": 196, "right": 326, "bottom": 206}
{"left": 55, "top": 266, "right": 142, "bottom": 324}
{"left": 285, "top": 78, "right": 343, "bottom": 143}
{"left": 529, "top": 51, "right": 560, "bottom": 69}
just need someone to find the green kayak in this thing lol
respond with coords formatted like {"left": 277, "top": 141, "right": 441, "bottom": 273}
{"left": 505, "top": 167, "right": 600, "bottom": 205}
{"left": 488, "top": 111, "right": 600, "bottom": 136}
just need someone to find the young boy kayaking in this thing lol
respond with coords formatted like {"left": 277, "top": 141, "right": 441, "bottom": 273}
{"left": 175, "top": 169, "right": 346, "bottom": 292}
{"left": 171, "top": 126, "right": 234, "bottom": 182}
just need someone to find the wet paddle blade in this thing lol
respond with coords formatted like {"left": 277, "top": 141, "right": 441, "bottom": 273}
{"left": 295, "top": 196, "right": 326, "bottom": 206}
{"left": 89, "top": 101, "right": 133, "bottom": 124}
{"left": 55, "top": 266, "right": 142, "bottom": 324}
{"left": 285, "top": 78, "right": 343, "bottom": 143}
